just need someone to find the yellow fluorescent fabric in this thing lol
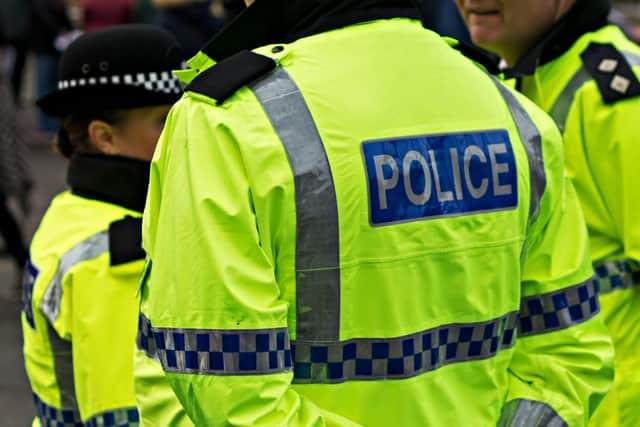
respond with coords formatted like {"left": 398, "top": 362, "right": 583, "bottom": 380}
{"left": 517, "top": 25, "right": 640, "bottom": 427}
{"left": 137, "top": 19, "right": 613, "bottom": 426}
{"left": 22, "top": 192, "right": 142, "bottom": 424}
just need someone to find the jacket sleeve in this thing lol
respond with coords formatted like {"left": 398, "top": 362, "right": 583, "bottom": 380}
{"left": 562, "top": 82, "right": 640, "bottom": 262}
{"left": 139, "top": 94, "right": 360, "bottom": 427}
{"left": 500, "top": 94, "right": 614, "bottom": 427}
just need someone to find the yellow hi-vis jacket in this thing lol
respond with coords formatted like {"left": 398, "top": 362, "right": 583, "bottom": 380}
{"left": 136, "top": 18, "right": 613, "bottom": 426}
{"left": 21, "top": 155, "right": 160, "bottom": 426}
{"left": 510, "top": 15, "right": 640, "bottom": 425}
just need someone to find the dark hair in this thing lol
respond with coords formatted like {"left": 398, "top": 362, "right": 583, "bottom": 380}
{"left": 54, "top": 110, "right": 130, "bottom": 159}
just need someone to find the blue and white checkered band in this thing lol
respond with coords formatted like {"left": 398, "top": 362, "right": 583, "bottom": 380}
{"left": 57, "top": 71, "right": 182, "bottom": 94}
{"left": 593, "top": 259, "right": 640, "bottom": 295}
{"left": 33, "top": 393, "right": 82, "bottom": 427}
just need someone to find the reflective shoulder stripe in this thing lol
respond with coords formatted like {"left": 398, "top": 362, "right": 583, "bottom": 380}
{"left": 593, "top": 259, "right": 640, "bottom": 295}
{"left": 499, "top": 399, "right": 567, "bottom": 427}
{"left": 249, "top": 67, "right": 341, "bottom": 342}
{"left": 549, "top": 51, "right": 640, "bottom": 132}
{"left": 519, "top": 280, "right": 599, "bottom": 337}
{"left": 139, "top": 312, "right": 518, "bottom": 383}
{"left": 33, "top": 393, "right": 82, "bottom": 426}
{"left": 40, "top": 230, "right": 110, "bottom": 324}
{"left": 85, "top": 407, "right": 140, "bottom": 427}
{"left": 490, "top": 77, "right": 546, "bottom": 223}
{"left": 137, "top": 314, "right": 292, "bottom": 375}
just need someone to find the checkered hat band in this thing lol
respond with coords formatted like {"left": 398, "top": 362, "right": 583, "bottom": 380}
{"left": 33, "top": 393, "right": 82, "bottom": 426}
{"left": 57, "top": 71, "right": 181, "bottom": 95}
{"left": 138, "top": 312, "right": 519, "bottom": 383}
{"left": 593, "top": 259, "right": 640, "bottom": 295}
{"left": 519, "top": 279, "right": 600, "bottom": 337}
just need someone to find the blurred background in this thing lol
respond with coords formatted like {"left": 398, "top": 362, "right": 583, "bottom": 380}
{"left": 0, "top": 0, "right": 639, "bottom": 424}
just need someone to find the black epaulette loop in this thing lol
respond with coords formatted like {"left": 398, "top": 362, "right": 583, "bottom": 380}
{"left": 453, "top": 40, "right": 501, "bottom": 75}
{"left": 580, "top": 42, "right": 640, "bottom": 104}
{"left": 186, "top": 50, "right": 276, "bottom": 104}
{"left": 109, "top": 216, "right": 145, "bottom": 266}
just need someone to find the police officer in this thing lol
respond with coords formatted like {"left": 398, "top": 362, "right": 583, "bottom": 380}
{"left": 135, "top": 0, "right": 613, "bottom": 425}
{"left": 455, "top": 0, "right": 640, "bottom": 424}
{"left": 21, "top": 25, "right": 190, "bottom": 426}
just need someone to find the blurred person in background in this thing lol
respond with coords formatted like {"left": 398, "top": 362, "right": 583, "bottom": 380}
{"left": 79, "top": 0, "right": 134, "bottom": 31}
{"left": 455, "top": 0, "right": 640, "bottom": 425}
{"left": 0, "top": 0, "right": 32, "bottom": 104}
{"left": 152, "top": 0, "right": 225, "bottom": 57}
{"left": 30, "top": 0, "right": 75, "bottom": 134}
{"left": 21, "top": 25, "right": 187, "bottom": 426}
{"left": 0, "top": 45, "right": 32, "bottom": 293}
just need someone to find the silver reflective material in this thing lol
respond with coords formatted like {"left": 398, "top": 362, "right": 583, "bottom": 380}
{"left": 499, "top": 399, "right": 567, "bottom": 427}
{"left": 86, "top": 407, "right": 140, "bottom": 426}
{"left": 593, "top": 259, "right": 640, "bottom": 294}
{"left": 47, "top": 324, "right": 79, "bottom": 412}
{"left": 549, "top": 51, "right": 640, "bottom": 132}
{"left": 519, "top": 280, "right": 599, "bottom": 337}
{"left": 490, "top": 77, "right": 546, "bottom": 222}
{"left": 40, "top": 230, "right": 110, "bottom": 324}
{"left": 250, "top": 68, "right": 341, "bottom": 342}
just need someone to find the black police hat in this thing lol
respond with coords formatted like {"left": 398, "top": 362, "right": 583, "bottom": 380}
{"left": 37, "top": 25, "right": 184, "bottom": 117}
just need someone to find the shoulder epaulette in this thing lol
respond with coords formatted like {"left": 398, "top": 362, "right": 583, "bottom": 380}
{"left": 452, "top": 40, "right": 501, "bottom": 75}
{"left": 109, "top": 216, "right": 145, "bottom": 266}
{"left": 186, "top": 50, "right": 276, "bottom": 104}
{"left": 580, "top": 42, "right": 640, "bottom": 104}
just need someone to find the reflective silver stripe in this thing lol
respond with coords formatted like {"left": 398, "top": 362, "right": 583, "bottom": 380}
{"left": 138, "top": 314, "right": 292, "bottom": 375}
{"left": 250, "top": 68, "right": 340, "bottom": 342}
{"left": 548, "top": 68, "right": 591, "bottom": 132}
{"left": 490, "top": 77, "right": 546, "bottom": 222}
{"left": 549, "top": 51, "right": 640, "bottom": 132}
{"left": 499, "top": 399, "right": 567, "bottom": 427}
{"left": 85, "top": 407, "right": 139, "bottom": 426}
{"left": 519, "top": 279, "right": 599, "bottom": 337}
{"left": 40, "top": 230, "right": 110, "bottom": 324}
{"left": 593, "top": 259, "right": 640, "bottom": 294}
{"left": 47, "top": 325, "right": 80, "bottom": 414}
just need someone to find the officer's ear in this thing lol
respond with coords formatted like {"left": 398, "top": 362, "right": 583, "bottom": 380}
{"left": 87, "top": 120, "right": 120, "bottom": 156}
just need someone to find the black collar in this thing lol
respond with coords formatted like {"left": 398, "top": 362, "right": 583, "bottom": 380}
{"left": 202, "top": 0, "right": 420, "bottom": 62}
{"left": 504, "top": 0, "right": 611, "bottom": 78}
{"left": 67, "top": 154, "right": 150, "bottom": 213}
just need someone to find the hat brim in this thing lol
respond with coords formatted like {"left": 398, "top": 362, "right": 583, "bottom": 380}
{"left": 37, "top": 85, "right": 182, "bottom": 117}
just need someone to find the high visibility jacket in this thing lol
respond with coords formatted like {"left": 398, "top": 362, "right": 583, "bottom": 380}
{"left": 22, "top": 155, "right": 156, "bottom": 426}
{"left": 510, "top": 16, "right": 640, "bottom": 426}
{"left": 136, "top": 18, "right": 613, "bottom": 426}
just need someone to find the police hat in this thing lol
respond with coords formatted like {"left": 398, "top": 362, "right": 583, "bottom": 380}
{"left": 37, "top": 25, "right": 184, "bottom": 117}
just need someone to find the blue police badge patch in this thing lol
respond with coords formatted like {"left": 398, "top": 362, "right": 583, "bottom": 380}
{"left": 362, "top": 130, "right": 517, "bottom": 226}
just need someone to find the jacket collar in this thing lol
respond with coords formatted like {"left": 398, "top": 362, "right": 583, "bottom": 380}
{"left": 504, "top": 0, "right": 611, "bottom": 78}
{"left": 201, "top": 0, "right": 420, "bottom": 61}
{"left": 67, "top": 154, "right": 150, "bottom": 213}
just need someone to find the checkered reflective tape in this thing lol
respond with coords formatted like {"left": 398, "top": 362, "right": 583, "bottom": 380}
{"left": 85, "top": 407, "right": 139, "bottom": 427}
{"left": 58, "top": 71, "right": 181, "bottom": 94}
{"left": 593, "top": 259, "right": 640, "bottom": 295}
{"left": 292, "top": 312, "right": 518, "bottom": 383}
{"left": 33, "top": 393, "right": 82, "bottom": 427}
{"left": 519, "top": 280, "right": 599, "bottom": 337}
{"left": 137, "top": 314, "right": 292, "bottom": 375}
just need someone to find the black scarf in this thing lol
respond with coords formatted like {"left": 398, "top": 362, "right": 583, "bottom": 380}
{"left": 67, "top": 154, "right": 150, "bottom": 213}
{"left": 202, "top": 0, "right": 420, "bottom": 61}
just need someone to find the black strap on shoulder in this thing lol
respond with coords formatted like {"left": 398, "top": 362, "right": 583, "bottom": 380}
{"left": 580, "top": 42, "right": 640, "bottom": 104}
{"left": 186, "top": 50, "right": 276, "bottom": 104}
{"left": 108, "top": 216, "right": 145, "bottom": 266}
{"left": 452, "top": 40, "right": 501, "bottom": 75}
